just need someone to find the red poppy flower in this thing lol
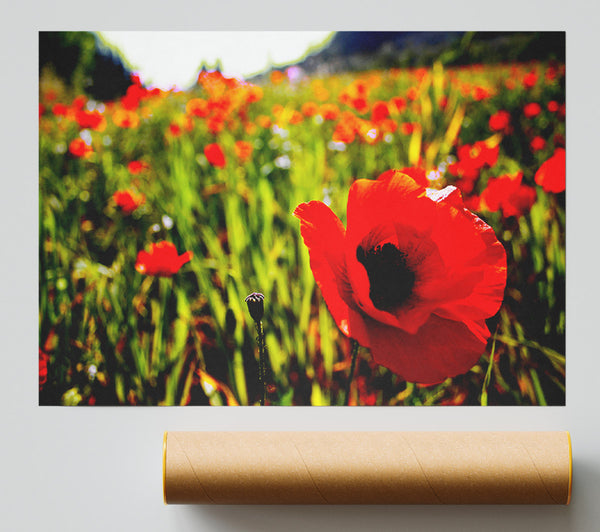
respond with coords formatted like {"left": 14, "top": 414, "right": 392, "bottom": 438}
{"left": 186, "top": 98, "right": 209, "bottom": 118}
{"left": 320, "top": 103, "right": 340, "bottom": 121}
{"left": 72, "top": 95, "right": 87, "bottom": 110}
{"left": 379, "top": 118, "right": 398, "bottom": 134}
{"left": 332, "top": 113, "right": 358, "bottom": 144}
{"left": 301, "top": 101, "right": 318, "bottom": 117}
{"left": 370, "top": 101, "right": 390, "bottom": 123}
{"left": 52, "top": 103, "right": 69, "bottom": 117}
{"left": 204, "top": 143, "right": 226, "bottom": 168}
{"left": 113, "top": 109, "right": 140, "bottom": 129}
{"left": 135, "top": 241, "right": 193, "bottom": 277}
{"left": 448, "top": 140, "right": 499, "bottom": 181}
{"left": 113, "top": 189, "right": 146, "bottom": 215}
{"left": 69, "top": 138, "right": 93, "bottom": 158}
{"left": 398, "top": 167, "right": 429, "bottom": 188}
{"left": 523, "top": 102, "right": 542, "bottom": 119}
{"left": 289, "top": 110, "right": 304, "bottom": 125}
{"left": 39, "top": 349, "right": 49, "bottom": 391}
{"left": 472, "top": 86, "right": 491, "bottom": 101}
{"left": 480, "top": 172, "right": 537, "bottom": 218}
{"left": 168, "top": 122, "right": 182, "bottom": 137}
{"left": 234, "top": 140, "right": 253, "bottom": 163}
{"left": 489, "top": 110, "right": 511, "bottom": 133}
{"left": 547, "top": 100, "right": 559, "bottom": 113}
{"left": 535, "top": 148, "right": 566, "bottom": 193}
{"left": 390, "top": 96, "right": 406, "bottom": 114}
{"left": 294, "top": 170, "right": 507, "bottom": 383}
{"left": 407, "top": 86, "right": 419, "bottom": 101}
{"left": 207, "top": 117, "right": 224, "bottom": 135}
{"left": 522, "top": 71, "right": 538, "bottom": 89}
{"left": 400, "top": 122, "right": 415, "bottom": 135}
{"left": 76, "top": 110, "right": 105, "bottom": 131}
{"left": 128, "top": 160, "right": 150, "bottom": 174}
{"left": 530, "top": 136, "right": 546, "bottom": 152}
{"left": 350, "top": 98, "right": 369, "bottom": 114}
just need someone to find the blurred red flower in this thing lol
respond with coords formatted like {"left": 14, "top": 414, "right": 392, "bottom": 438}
{"left": 523, "top": 103, "right": 542, "bottom": 119}
{"left": 76, "top": 110, "right": 105, "bottom": 131}
{"left": 289, "top": 110, "right": 304, "bottom": 125}
{"left": 168, "top": 123, "right": 182, "bottom": 137}
{"left": 370, "top": 101, "right": 390, "bottom": 122}
{"left": 535, "top": 148, "right": 566, "bottom": 193}
{"left": 350, "top": 97, "right": 369, "bottom": 114}
{"left": 481, "top": 172, "right": 537, "bottom": 218}
{"left": 270, "top": 70, "right": 285, "bottom": 85}
{"left": 69, "top": 138, "right": 93, "bottom": 158}
{"left": 407, "top": 86, "right": 419, "bottom": 101}
{"left": 390, "top": 96, "right": 406, "bottom": 114}
{"left": 72, "top": 95, "right": 87, "bottom": 110}
{"left": 472, "top": 86, "right": 491, "bottom": 101}
{"left": 294, "top": 170, "right": 507, "bottom": 383}
{"left": 135, "top": 241, "right": 193, "bottom": 277}
{"left": 489, "top": 110, "right": 511, "bottom": 133}
{"left": 448, "top": 140, "right": 499, "bottom": 181}
{"left": 204, "top": 143, "right": 226, "bottom": 168}
{"left": 186, "top": 98, "right": 209, "bottom": 118}
{"left": 234, "top": 140, "right": 253, "bottom": 163}
{"left": 530, "top": 136, "right": 546, "bottom": 152}
{"left": 522, "top": 71, "right": 538, "bottom": 89}
{"left": 39, "top": 349, "right": 49, "bottom": 391}
{"left": 332, "top": 112, "right": 358, "bottom": 144}
{"left": 400, "top": 122, "right": 415, "bottom": 135}
{"left": 547, "top": 100, "right": 559, "bottom": 113}
{"left": 113, "top": 189, "right": 146, "bottom": 215}
{"left": 113, "top": 109, "right": 140, "bottom": 129}
{"left": 128, "top": 160, "right": 150, "bottom": 174}
{"left": 320, "top": 103, "right": 340, "bottom": 121}
{"left": 301, "top": 101, "right": 318, "bottom": 117}
{"left": 52, "top": 103, "right": 69, "bottom": 117}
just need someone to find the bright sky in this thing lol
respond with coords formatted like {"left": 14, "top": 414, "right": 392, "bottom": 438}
{"left": 99, "top": 31, "right": 333, "bottom": 90}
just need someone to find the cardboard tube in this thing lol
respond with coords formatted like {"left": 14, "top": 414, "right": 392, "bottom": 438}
{"left": 163, "top": 431, "right": 572, "bottom": 505}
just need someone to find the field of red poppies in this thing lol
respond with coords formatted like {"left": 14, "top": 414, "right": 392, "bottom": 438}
{"left": 39, "top": 56, "right": 565, "bottom": 405}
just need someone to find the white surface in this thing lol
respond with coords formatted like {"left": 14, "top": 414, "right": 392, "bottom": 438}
{"left": 2, "top": 1, "right": 600, "bottom": 531}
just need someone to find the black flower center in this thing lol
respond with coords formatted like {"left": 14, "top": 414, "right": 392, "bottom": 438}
{"left": 356, "top": 243, "right": 415, "bottom": 312}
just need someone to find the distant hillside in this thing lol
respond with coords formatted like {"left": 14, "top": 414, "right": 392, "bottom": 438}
{"left": 252, "top": 31, "right": 565, "bottom": 80}
{"left": 40, "top": 31, "right": 565, "bottom": 100}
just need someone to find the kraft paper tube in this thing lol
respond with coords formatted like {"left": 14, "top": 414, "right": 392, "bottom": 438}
{"left": 163, "top": 431, "right": 572, "bottom": 505}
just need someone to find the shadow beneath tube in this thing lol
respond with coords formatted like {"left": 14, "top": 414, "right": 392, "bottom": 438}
{"left": 183, "top": 503, "right": 572, "bottom": 532}
{"left": 173, "top": 456, "right": 597, "bottom": 532}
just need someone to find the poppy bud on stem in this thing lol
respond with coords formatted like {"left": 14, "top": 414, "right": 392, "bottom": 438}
{"left": 245, "top": 292, "right": 267, "bottom": 405}
{"left": 344, "top": 339, "right": 360, "bottom": 406}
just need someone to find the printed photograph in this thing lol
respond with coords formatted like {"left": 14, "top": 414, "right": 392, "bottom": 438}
{"left": 39, "top": 31, "right": 565, "bottom": 405}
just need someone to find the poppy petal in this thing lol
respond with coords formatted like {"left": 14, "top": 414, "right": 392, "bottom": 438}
{"left": 294, "top": 201, "right": 370, "bottom": 346}
{"left": 364, "top": 314, "right": 489, "bottom": 384}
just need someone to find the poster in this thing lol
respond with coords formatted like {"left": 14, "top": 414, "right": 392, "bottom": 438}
{"left": 38, "top": 31, "right": 565, "bottom": 406}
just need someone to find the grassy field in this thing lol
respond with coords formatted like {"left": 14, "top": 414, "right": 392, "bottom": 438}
{"left": 39, "top": 59, "right": 565, "bottom": 406}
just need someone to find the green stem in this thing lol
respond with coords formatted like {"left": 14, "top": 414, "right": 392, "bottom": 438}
{"left": 344, "top": 340, "right": 359, "bottom": 406}
{"left": 255, "top": 320, "right": 266, "bottom": 405}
